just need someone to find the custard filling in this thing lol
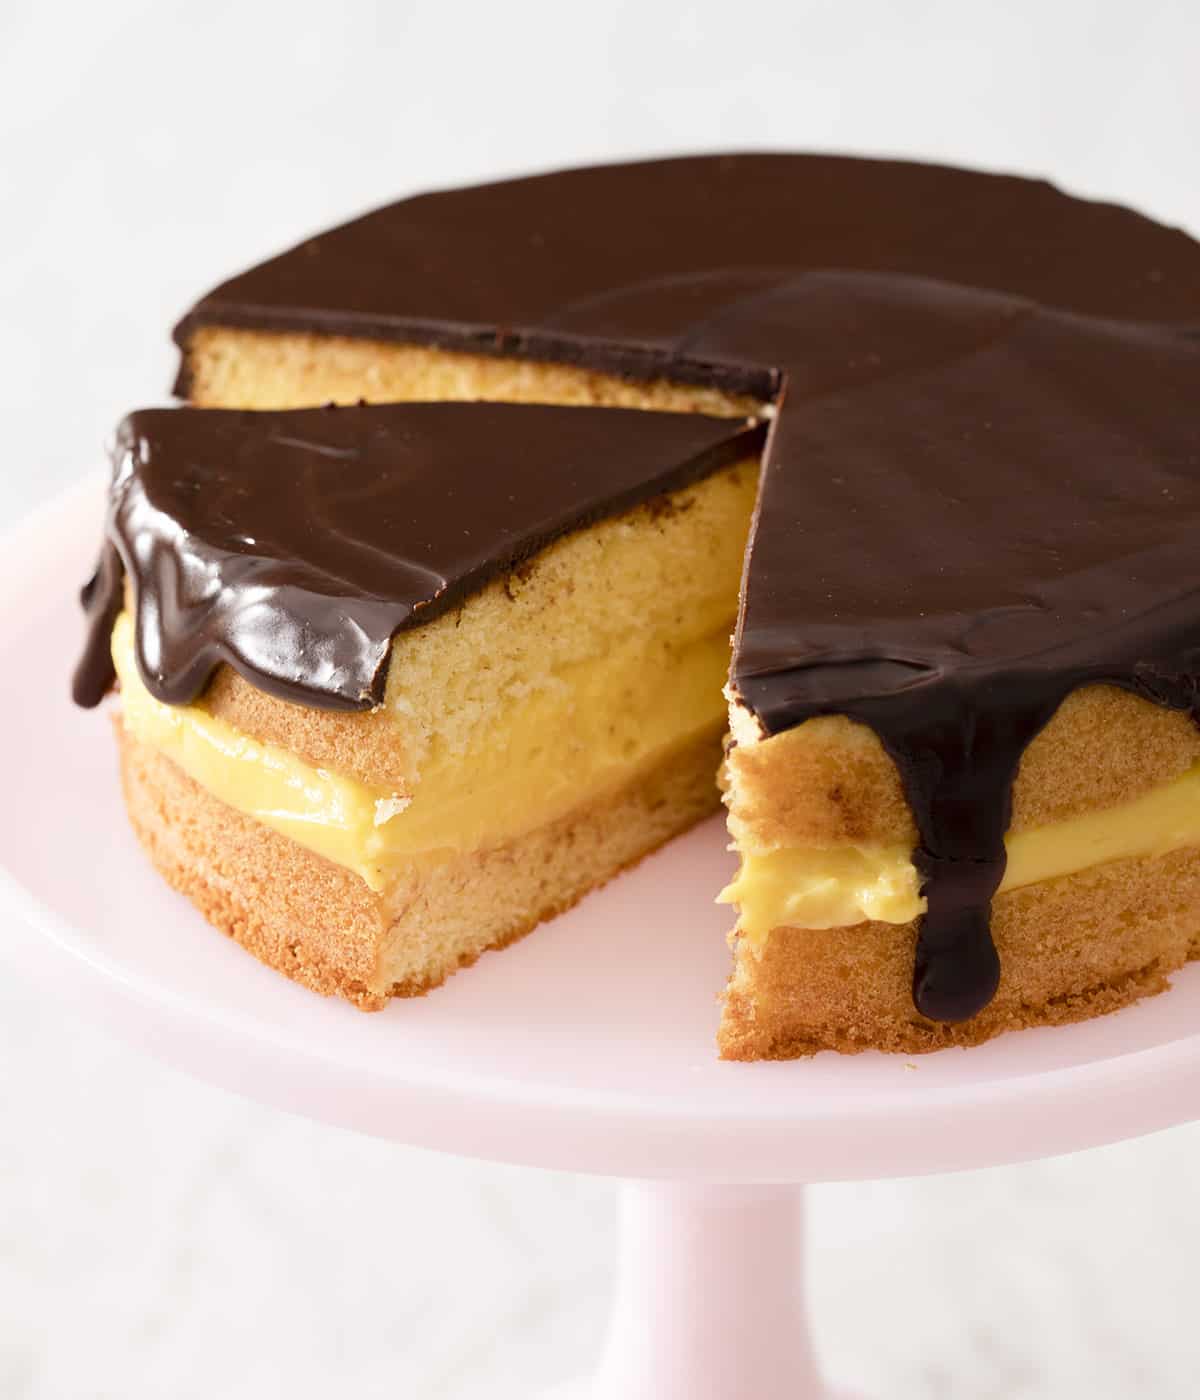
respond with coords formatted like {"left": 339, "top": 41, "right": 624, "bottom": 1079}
{"left": 114, "top": 597, "right": 1200, "bottom": 921}
{"left": 111, "top": 611, "right": 730, "bottom": 890}
{"left": 721, "top": 761, "right": 1200, "bottom": 949}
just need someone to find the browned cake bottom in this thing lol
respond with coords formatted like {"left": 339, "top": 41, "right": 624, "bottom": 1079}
{"left": 718, "top": 846, "right": 1200, "bottom": 1058}
{"left": 116, "top": 723, "right": 725, "bottom": 1008}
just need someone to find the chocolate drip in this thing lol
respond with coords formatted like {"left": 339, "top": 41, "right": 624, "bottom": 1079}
{"left": 73, "top": 542, "right": 124, "bottom": 709}
{"left": 73, "top": 402, "right": 762, "bottom": 712}
{"left": 90, "top": 153, "right": 1200, "bottom": 1025}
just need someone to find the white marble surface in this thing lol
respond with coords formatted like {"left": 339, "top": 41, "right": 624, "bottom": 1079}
{"left": 3, "top": 1, "right": 1200, "bottom": 1394}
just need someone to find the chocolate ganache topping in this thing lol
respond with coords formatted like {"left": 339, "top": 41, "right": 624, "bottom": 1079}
{"left": 73, "top": 402, "right": 762, "bottom": 710}
{"left": 84, "top": 153, "right": 1200, "bottom": 1025}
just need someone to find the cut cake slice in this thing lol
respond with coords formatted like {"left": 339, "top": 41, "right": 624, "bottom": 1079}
{"left": 77, "top": 402, "right": 763, "bottom": 1005}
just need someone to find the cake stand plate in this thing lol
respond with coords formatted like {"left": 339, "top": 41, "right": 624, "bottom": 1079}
{"left": 6, "top": 480, "right": 1200, "bottom": 1398}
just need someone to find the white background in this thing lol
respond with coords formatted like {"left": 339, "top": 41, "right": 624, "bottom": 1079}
{"left": 4, "top": 2, "right": 1200, "bottom": 1395}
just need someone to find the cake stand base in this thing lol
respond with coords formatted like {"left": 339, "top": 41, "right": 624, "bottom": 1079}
{"left": 543, "top": 1182, "right": 860, "bottom": 1400}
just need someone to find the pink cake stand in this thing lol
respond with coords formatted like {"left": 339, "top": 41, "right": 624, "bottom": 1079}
{"left": 6, "top": 482, "right": 1200, "bottom": 1399}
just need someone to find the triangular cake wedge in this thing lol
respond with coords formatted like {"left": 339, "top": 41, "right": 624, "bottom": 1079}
{"left": 78, "top": 402, "right": 764, "bottom": 1005}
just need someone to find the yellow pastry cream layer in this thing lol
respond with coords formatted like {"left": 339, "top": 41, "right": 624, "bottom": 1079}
{"left": 111, "top": 611, "right": 732, "bottom": 892}
{"left": 721, "top": 759, "right": 1200, "bottom": 950}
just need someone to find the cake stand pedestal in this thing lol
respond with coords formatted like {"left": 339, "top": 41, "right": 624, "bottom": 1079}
{"left": 551, "top": 1182, "right": 847, "bottom": 1400}
{"left": 6, "top": 483, "right": 1200, "bottom": 1398}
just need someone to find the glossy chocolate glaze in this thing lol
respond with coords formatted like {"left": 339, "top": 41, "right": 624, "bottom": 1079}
{"left": 72, "top": 402, "right": 762, "bottom": 710}
{"left": 95, "top": 153, "right": 1200, "bottom": 1024}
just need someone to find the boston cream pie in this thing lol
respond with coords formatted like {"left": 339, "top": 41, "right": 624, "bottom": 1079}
{"left": 77, "top": 153, "right": 1200, "bottom": 1055}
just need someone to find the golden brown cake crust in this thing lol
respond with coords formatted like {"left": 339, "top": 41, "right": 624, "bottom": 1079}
{"left": 183, "top": 326, "right": 759, "bottom": 419}
{"left": 116, "top": 722, "right": 724, "bottom": 1010}
{"left": 718, "top": 844, "right": 1200, "bottom": 1058}
{"left": 117, "top": 719, "right": 390, "bottom": 1007}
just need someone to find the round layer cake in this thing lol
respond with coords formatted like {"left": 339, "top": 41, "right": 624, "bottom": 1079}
{"left": 77, "top": 153, "right": 1200, "bottom": 1056}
